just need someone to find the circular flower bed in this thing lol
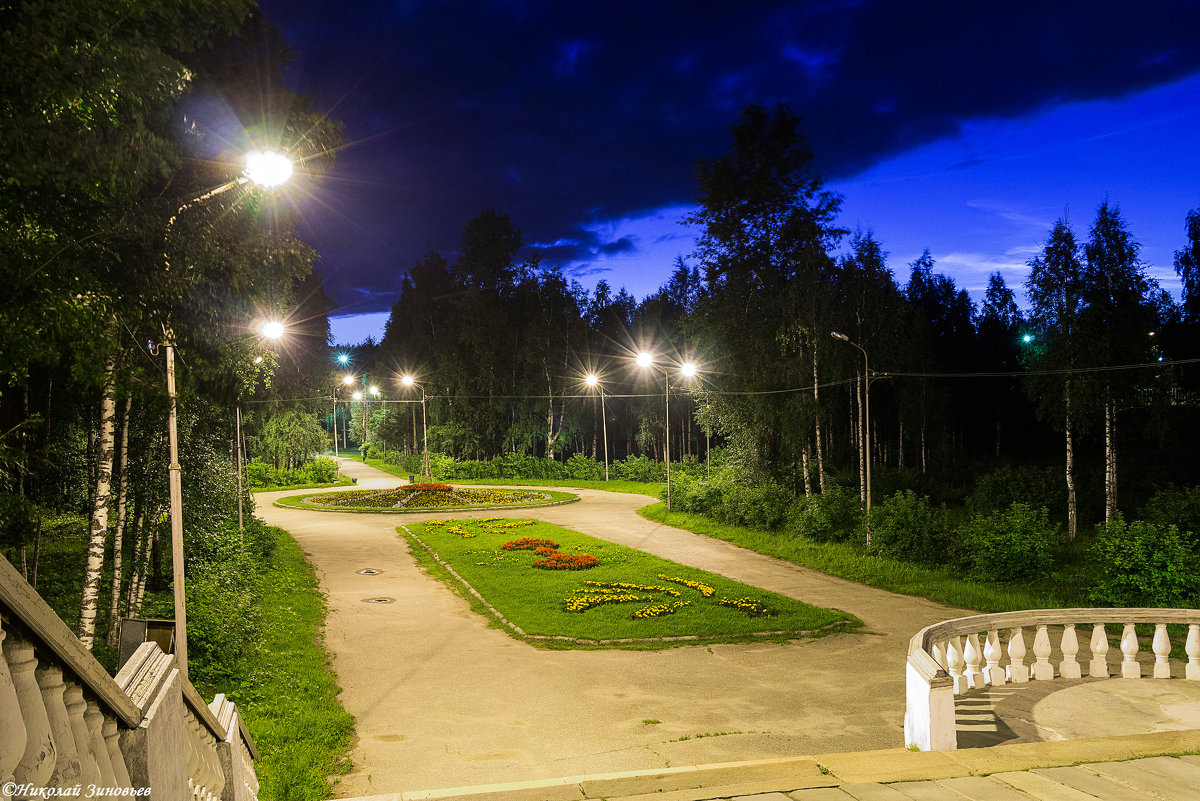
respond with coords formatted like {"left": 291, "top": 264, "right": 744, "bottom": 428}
{"left": 303, "top": 485, "right": 549, "bottom": 510}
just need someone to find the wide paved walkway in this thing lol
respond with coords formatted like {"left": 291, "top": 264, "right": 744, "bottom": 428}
{"left": 257, "top": 460, "right": 1198, "bottom": 797}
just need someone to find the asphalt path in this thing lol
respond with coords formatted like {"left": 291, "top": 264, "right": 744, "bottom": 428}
{"left": 257, "top": 458, "right": 972, "bottom": 797}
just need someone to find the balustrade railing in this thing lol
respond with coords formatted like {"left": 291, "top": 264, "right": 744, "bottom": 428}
{"left": 0, "top": 553, "right": 259, "bottom": 800}
{"left": 905, "top": 608, "right": 1200, "bottom": 751}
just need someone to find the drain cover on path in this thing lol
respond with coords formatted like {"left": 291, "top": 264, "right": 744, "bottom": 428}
{"left": 357, "top": 568, "right": 383, "bottom": 575}
{"left": 362, "top": 597, "right": 395, "bottom": 604}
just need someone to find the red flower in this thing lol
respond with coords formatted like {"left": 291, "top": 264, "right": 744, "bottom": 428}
{"left": 533, "top": 553, "right": 599, "bottom": 571}
{"left": 503, "top": 538, "right": 560, "bottom": 551}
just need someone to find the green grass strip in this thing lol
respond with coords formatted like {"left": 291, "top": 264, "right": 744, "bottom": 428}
{"left": 638, "top": 504, "right": 1081, "bottom": 614}
{"left": 251, "top": 477, "right": 355, "bottom": 493}
{"left": 402, "top": 517, "right": 858, "bottom": 647}
{"left": 234, "top": 528, "right": 354, "bottom": 799}
{"left": 357, "top": 457, "right": 664, "bottom": 497}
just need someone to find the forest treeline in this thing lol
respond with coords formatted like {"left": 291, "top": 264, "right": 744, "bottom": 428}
{"left": 353, "top": 105, "right": 1200, "bottom": 545}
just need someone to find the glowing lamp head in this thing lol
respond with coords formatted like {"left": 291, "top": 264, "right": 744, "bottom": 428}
{"left": 352, "top": 391, "right": 363, "bottom": 401}
{"left": 1022, "top": 334, "right": 1034, "bottom": 344}
{"left": 680, "top": 362, "right": 697, "bottom": 378}
{"left": 337, "top": 353, "right": 349, "bottom": 364}
{"left": 261, "top": 320, "right": 285, "bottom": 340}
{"left": 585, "top": 373, "right": 599, "bottom": 387}
{"left": 244, "top": 150, "right": 293, "bottom": 188}
{"left": 254, "top": 356, "right": 264, "bottom": 364}
{"left": 401, "top": 375, "right": 414, "bottom": 387}
{"left": 636, "top": 352, "right": 653, "bottom": 368}
{"left": 341, "top": 374, "right": 354, "bottom": 385}
{"left": 369, "top": 385, "right": 380, "bottom": 396}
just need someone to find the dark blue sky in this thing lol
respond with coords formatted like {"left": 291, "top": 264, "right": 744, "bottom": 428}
{"left": 252, "top": 1, "right": 1200, "bottom": 343}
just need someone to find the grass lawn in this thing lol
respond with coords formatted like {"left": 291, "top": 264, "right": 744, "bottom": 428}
{"left": 356, "top": 457, "right": 664, "bottom": 497}
{"left": 638, "top": 504, "right": 1086, "bottom": 614}
{"left": 403, "top": 517, "right": 859, "bottom": 645}
{"left": 233, "top": 528, "right": 354, "bottom": 799}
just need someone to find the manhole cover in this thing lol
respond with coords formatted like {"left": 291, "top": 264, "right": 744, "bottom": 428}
{"left": 362, "top": 597, "right": 395, "bottom": 604}
{"left": 357, "top": 568, "right": 383, "bottom": 575}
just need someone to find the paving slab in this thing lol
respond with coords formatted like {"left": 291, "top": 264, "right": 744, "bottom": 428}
{"left": 1030, "top": 766, "right": 1161, "bottom": 801}
{"left": 934, "top": 776, "right": 1030, "bottom": 800}
{"left": 813, "top": 750, "right": 968, "bottom": 785}
{"left": 786, "top": 789, "right": 856, "bottom": 800}
{"left": 1130, "top": 754, "right": 1200, "bottom": 783}
{"left": 990, "top": 770, "right": 1103, "bottom": 801}
{"left": 884, "top": 780, "right": 961, "bottom": 800}
{"left": 1086, "top": 760, "right": 1198, "bottom": 801}
{"left": 947, "top": 729, "right": 1200, "bottom": 776}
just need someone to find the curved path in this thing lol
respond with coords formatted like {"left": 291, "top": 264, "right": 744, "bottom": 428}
{"left": 258, "top": 459, "right": 971, "bottom": 797}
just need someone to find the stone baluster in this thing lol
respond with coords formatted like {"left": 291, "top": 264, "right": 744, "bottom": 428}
{"left": 84, "top": 700, "right": 118, "bottom": 786}
{"left": 931, "top": 640, "right": 947, "bottom": 672}
{"left": 1090, "top": 623, "right": 1110, "bottom": 677}
{"left": 199, "top": 717, "right": 225, "bottom": 801}
{"left": 984, "top": 630, "right": 1005, "bottom": 685}
{"left": 963, "top": 633, "right": 983, "bottom": 690}
{"left": 1152, "top": 623, "right": 1172, "bottom": 679}
{"left": 3, "top": 634, "right": 55, "bottom": 785}
{"left": 0, "top": 619, "right": 29, "bottom": 794}
{"left": 946, "top": 636, "right": 966, "bottom": 693}
{"left": 1006, "top": 627, "right": 1028, "bottom": 683}
{"left": 35, "top": 663, "right": 80, "bottom": 786}
{"left": 102, "top": 716, "right": 132, "bottom": 787}
{"left": 1121, "top": 623, "right": 1141, "bottom": 678}
{"left": 1032, "top": 624, "right": 1054, "bottom": 680}
{"left": 239, "top": 736, "right": 260, "bottom": 801}
{"left": 183, "top": 707, "right": 201, "bottom": 800}
{"left": 1187, "top": 625, "right": 1200, "bottom": 681}
{"left": 63, "top": 681, "right": 102, "bottom": 786}
{"left": 1059, "top": 623, "right": 1081, "bottom": 679}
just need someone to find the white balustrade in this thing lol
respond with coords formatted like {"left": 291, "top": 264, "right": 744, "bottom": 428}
{"left": 1090, "top": 624, "right": 1109, "bottom": 677}
{"left": 906, "top": 608, "right": 1200, "bottom": 752}
{"left": 1, "top": 550, "right": 259, "bottom": 799}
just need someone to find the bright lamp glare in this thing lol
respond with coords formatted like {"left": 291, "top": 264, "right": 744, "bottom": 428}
{"left": 337, "top": 353, "right": 349, "bottom": 364}
{"left": 254, "top": 356, "right": 264, "bottom": 364}
{"left": 352, "top": 391, "right": 362, "bottom": 401}
{"left": 585, "top": 374, "right": 599, "bottom": 387}
{"left": 342, "top": 374, "right": 354, "bottom": 385}
{"left": 244, "top": 151, "right": 293, "bottom": 188}
{"left": 636, "top": 352, "right": 653, "bottom": 368}
{"left": 369, "top": 386, "right": 380, "bottom": 396}
{"left": 680, "top": 362, "right": 697, "bottom": 378}
{"left": 261, "top": 321, "right": 285, "bottom": 340}
{"left": 401, "top": 375, "right": 414, "bottom": 387}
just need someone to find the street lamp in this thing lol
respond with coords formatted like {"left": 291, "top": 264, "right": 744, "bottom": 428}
{"left": 235, "top": 321, "right": 287, "bottom": 535}
{"left": 584, "top": 373, "right": 609, "bottom": 481}
{"left": 160, "top": 150, "right": 293, "bottom": 681}
{"left": 831, "top": 330, "right": 872, "bottom": 543}
{"left": 401, "top": 375, "right": 431, "bottom": 479}
{"left": 637, "top": 352, "right": 699, "bottom": 511}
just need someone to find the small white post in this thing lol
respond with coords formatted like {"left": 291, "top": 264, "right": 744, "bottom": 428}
{"left": 1032, "top": 625, "right": 1054, "bottom": 680}
{"left": 1121, "top": 623, "right": 1141, "bottom": 679}
{"left": 1187, "top": 625, "right": 1200, "bottom": 681}
{"left": 1007, "top": 627, "right": 1029, "bottom": 683}
{"left": 1152, "top": 623, "right": 1172, "bottom": 679}
{"left": 964, "top": 633, "right": 983, "bottom": 690}
{"left": 984, "top": 630, "right": 1005, "bottom": 685}
{"left": 1090, "top": 623, "right": 1110, "bottom": 678}
{"left": 1059, "top": 623, "right": 1081, "bottom": 679}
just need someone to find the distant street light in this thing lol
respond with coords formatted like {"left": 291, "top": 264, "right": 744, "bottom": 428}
{"left": 160, "top": 150, "right": 293, "bottom": 681}
{"left": 338, "top": 353, "right": 350, "bottom": 365}
{"left": 637, "top": 352, "right": 699, "bottom": 510}
{"left": 584, "top": 373, "right": 609, "bottom": 481}
{"left": 401, "top": 375, "right": 431, "bottom": 478}
{"left": 832, "top": 330, "right": 872, "bottom": 543}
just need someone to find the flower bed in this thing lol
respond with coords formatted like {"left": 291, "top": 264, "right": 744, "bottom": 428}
{"left": 303, "top": 485, "right": 549, "bottom": 510}
{"left": 532, "top": 553, "right": 600, "bottom": 570}
{"left": 503, "top": 537, "right": 560, "bottom": 551}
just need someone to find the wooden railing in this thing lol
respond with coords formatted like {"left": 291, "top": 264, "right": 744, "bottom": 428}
{"left": 0, "top": 553, "right": 259, "bottom": 800}
{"left": 905, "top": 608, "right": 1200, "bottom": 751}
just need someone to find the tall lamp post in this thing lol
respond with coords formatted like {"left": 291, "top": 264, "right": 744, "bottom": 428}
{"left": 831, "top": 330, "right": 872, "bottom": 543}
{"left": 400, "top": 375, "right": 430, "bottom": 479}
{"left": 162, "top": 150, "right": 293, "bottom": 681}
{"left": 637, "top": 352, "right": 698, "bottom": 511}
{"left": 331, "top": 373, "right": 354, "bottom": 474}
{"left": 235, "top": 324, "right": 286, "bottom": 534}
{"left": 584, "top": 374, "right": 609, "bottom": 481}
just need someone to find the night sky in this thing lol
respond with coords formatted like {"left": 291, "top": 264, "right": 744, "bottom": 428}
{"left": 253, "top": 1, "right": 1200, "bottom": 344}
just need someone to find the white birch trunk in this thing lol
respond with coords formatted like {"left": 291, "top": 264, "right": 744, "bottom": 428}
{"left": 78, "top": 352, "right": 118, "bottom": 650}
{"left": 1065, "top": 382, "right": 1077, "bottom": 539}
{"left": 802, "top": 446, "right": 812, "bottom": 501}
{"left": 857, "top": 371, "right": 866, "bottom": 505}
{"left": 812, "top": 351, "right": 825, "bottom": 492}
{"left": 105, "top": 393, "right": 132, "bottom": 648}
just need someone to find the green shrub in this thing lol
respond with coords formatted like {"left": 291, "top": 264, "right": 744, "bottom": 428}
{"left": 794, "top": 482, "right": 863, "bottom": 543}
{"left": 868, "top": 490, "right": 949, "bottom": 564}
{"left": 612, "top": 455, "right": 667, "bottom": 482}
{"left": 966, "top": 465, "right": 1065, "bottom": 518}
{"left": 958, "top": 503, "right": 1060, "bottom": 583}
{"left": 1088, "top": 516, "right": 1200, "bottom": 607}
{"left": 1139, "top": 485, "right": 1200, "bottom": 549}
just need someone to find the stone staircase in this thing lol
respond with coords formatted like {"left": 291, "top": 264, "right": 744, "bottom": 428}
{"left": 336, "top": 729, "right": 1200, "bottom": 801}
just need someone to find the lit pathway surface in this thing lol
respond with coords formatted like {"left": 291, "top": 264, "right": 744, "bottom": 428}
{"left": 254, "top": 460, "right": 1184, "bottom": 797}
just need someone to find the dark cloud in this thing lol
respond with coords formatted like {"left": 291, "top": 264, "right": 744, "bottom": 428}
{"left": 256, "top": 0, "right": 1200, "bottom": 313}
